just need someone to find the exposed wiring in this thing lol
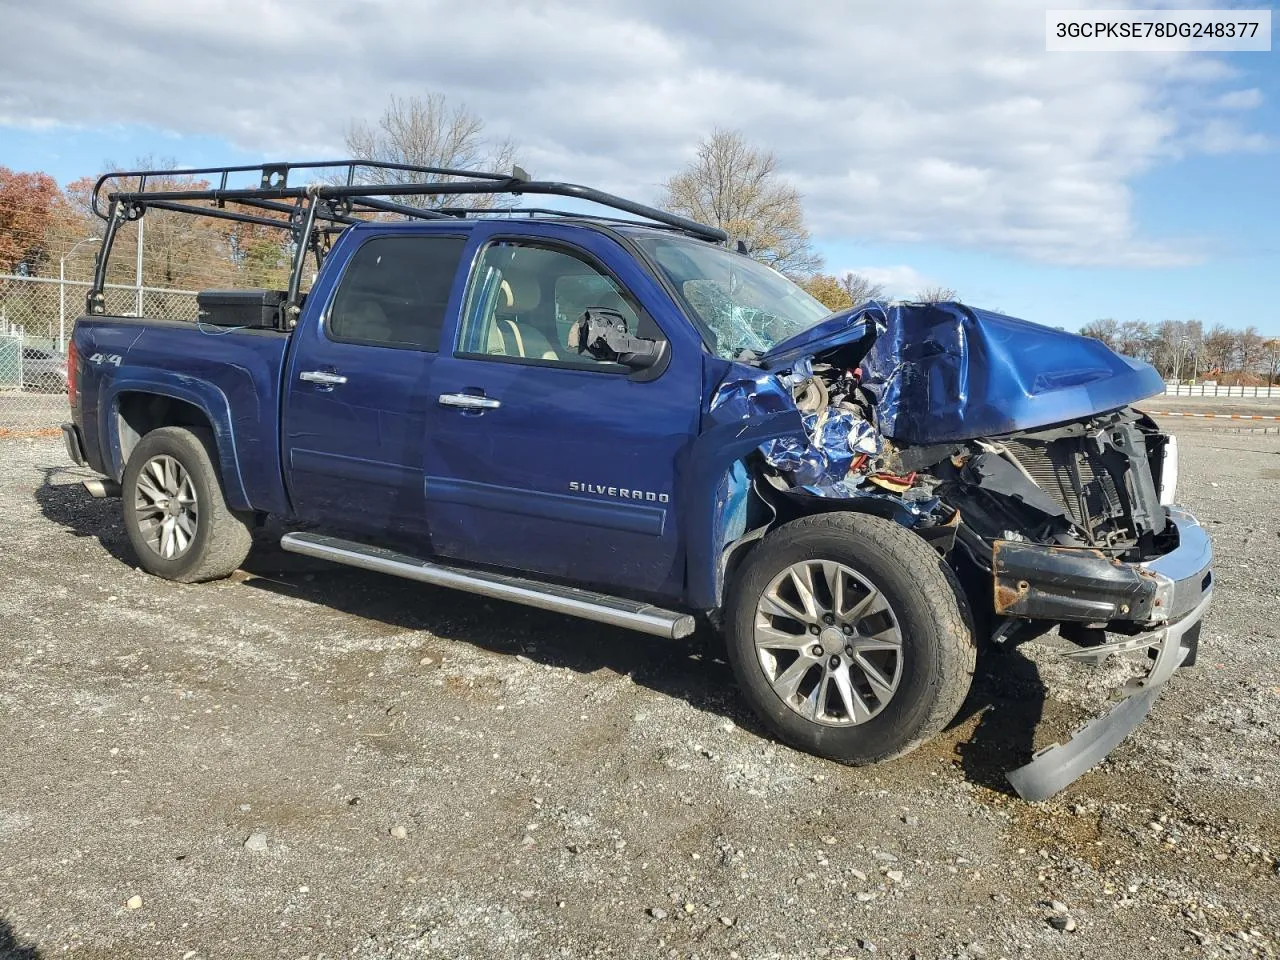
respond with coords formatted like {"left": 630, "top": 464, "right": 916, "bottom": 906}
{"left": 195, "top": 319, "right": 249, "bottom": 336}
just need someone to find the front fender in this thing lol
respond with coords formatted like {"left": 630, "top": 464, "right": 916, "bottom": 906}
{"left": 99, "top": 370, "right": 250, "bottom": 510}
{"left": 683, "top": 410, "right": 804, "bottom": 610}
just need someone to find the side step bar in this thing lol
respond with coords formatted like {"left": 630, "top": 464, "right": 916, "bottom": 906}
{"left": 279, "top": 532, "right": 697, "bottom": 640}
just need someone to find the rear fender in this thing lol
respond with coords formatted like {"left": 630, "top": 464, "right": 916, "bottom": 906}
{"left": 100, "top": 371, "right": 249, "bottom": 509}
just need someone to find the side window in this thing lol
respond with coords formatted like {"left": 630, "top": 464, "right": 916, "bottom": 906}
{"left": 328, "top": 235, "right": 467, "bottom": 351}
{"left": 457, "top": 241, "right": 663, "bottom": 369}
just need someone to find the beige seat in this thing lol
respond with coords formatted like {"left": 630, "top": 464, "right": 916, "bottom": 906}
{"left": 487, "top": 275, "right": 559, "bottom": 360}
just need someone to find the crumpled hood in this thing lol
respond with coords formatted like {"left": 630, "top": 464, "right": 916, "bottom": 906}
{"left": 763, "top": 301, "right": 1164, "bottom": 445}
{"left": 759, "top": 308, "right": 880, "bottom": 371}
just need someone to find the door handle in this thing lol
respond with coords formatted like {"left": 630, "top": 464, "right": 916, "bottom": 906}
{"left": 299, "top": 370, "right": 348, "bottom": 386}
{"left": 439, "top": 392, "right": 501, "bottom": 410}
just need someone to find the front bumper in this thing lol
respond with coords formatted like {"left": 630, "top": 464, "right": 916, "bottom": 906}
{"left": 990, "top": 508, "right": 1214, "bottom": 801}
{"left": 992, "top": 509, "right": 1213, "bottom": 624}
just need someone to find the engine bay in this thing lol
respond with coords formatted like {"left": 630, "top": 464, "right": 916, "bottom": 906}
{"left": 752, "top": 351, "right": 1173, "bottom": 565}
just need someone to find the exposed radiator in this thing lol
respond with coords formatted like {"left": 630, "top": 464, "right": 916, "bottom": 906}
{"left": 1002, "top": 438, "right": 1123, "bottom": 539}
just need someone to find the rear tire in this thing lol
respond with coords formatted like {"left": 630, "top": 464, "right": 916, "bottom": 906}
{"left": 121, "top": 426, "right": 253, "bottom": 583}
{"left": 724, "top": 512, "right": 975, "bottom": 764}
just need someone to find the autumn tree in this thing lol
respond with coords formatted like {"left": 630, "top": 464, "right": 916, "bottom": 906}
{"left": 342, "top": 94, "right": 521, "bottom": 210}
{"left": 800, "top": 274, "right": 851, "bottom": 311}
{"left": 660, "top": 128, "right": 821, "bottom": 278}
{"left": 801, "top": 270, "right": 889, "bottom": 312}
{"left": 0, "top": 167, "right": 62, "bottom": 274}
{"left": 66, "top": 164, "right": 244, "bottom": 291}
{"left": 915, "top": 285, "right": 958, "bottom": 303}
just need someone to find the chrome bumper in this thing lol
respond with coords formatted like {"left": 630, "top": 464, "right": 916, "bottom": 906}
{"left": 1005, "top": 507, "right": 1213, "bottom": 801}
{"left": 1142, "top": 508, "right": 1214, "bottom": 624}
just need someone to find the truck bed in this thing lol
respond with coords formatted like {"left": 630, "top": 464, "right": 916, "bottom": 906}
{"left": 72, "top": 315, "right": 293, "bottom": 516}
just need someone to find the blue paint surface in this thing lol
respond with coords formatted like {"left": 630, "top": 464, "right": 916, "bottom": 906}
{"left": 765, "top": 301, "right": 1164, "bottom": 444}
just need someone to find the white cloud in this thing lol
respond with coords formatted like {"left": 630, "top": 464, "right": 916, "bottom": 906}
{"left": 0, "top": 0, "right": 1267, "bottom": 267}
{"left": 1216, "top": 88, "right": 1263, "bottom": 110}
{"left": 1196, "top": 118, "right": 1273, "bottom": 154}
{"left": 840, "top": 266, "right": 935, "bottom": 300}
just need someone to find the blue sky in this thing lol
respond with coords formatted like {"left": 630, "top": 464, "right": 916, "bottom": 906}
{"left": 2, "top": 1, "right": 1275, "bottom": 332}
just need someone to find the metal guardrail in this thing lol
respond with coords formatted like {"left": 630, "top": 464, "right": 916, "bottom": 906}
{"left": 1164, "top": 383, "right": 1280, "bottom": 398}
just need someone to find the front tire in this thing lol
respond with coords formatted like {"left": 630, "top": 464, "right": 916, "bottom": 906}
{"left": 724, "top": 512, "right": 975, "bottom": 764}
{"left": 121, "top": 426, "right": 253, "bottom": 583}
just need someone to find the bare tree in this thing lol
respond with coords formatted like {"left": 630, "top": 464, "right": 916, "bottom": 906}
{"left": 1080, "top": 318, "right": 1119, "bottom": 350}
{"left": 660, "top": 128, "right": 821, "bottom": 278}
{"left": 1237, "top": 325, "right": 1264, "bottom": 376}
{"left": 343, "top": 94, "right": 521, "bottom": 209}
{"left": 1202, "top": 324, "right": 1236, "bottom": 374}
{"left": 1264, "top": 338, "right": 1280, "bottom": 384}
{"left": 840, "top": 272, "right": 886, "bottom": 306}
{"left": 1116, "top": 320, "right": 1157, "bottom": 363}
{"left": 915, "top": 285, "right": 958, "bottom": 303}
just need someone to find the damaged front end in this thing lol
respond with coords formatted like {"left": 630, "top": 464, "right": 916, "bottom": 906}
{"left": 709, "top": 301, "right": 1213, "bottom": 800}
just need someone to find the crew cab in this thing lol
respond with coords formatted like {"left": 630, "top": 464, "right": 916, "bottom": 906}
{"left": 61, "top": 161, "right": 1213, "bottom": 799}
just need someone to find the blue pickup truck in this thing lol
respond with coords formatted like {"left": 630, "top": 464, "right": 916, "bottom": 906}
{"left": 62, "top": 161, "right": 1212, "bottom": 799}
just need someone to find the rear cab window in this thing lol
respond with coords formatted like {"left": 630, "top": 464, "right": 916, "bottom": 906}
{"left": 327, "top": 235, "right": 468, "bottom": 351}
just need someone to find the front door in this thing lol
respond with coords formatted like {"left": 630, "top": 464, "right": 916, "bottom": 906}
{"left": 282, "top": 229, "right": 469, "bottom": 537}
{"left": 424, "top": 232, "right": 702, "bottom": 598}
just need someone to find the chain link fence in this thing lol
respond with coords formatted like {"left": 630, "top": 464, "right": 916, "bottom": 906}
{"left": 0, "top": 274, "right": 199, "bottom": 434}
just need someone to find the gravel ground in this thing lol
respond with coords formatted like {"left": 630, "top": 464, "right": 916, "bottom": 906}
{"left": 1, "top": 422, "right": 1277, "bottom": 960}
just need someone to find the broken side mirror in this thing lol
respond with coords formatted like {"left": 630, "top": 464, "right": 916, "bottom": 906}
{"left": 568, "top": 309, "right": 665, "bottom": 370}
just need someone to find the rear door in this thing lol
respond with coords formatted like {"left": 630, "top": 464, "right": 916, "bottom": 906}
{"left": 423, "top": 224, "right": 704, "bottom": 599}
{"left": 282, "top": 227, "right": 469, "bottom": 537}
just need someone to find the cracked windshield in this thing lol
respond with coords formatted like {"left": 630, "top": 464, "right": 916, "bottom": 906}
{"left": 638, "top": 236, "right": 830, "bottom": 359}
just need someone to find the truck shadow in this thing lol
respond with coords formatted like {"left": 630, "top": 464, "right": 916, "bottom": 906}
{"left": 239, "top": 536, "right": 760, "bottom": 731}
{"left": 32, "top": 465, "right": 138, "bottom": 566}
{"left": 947, "top": 647, "right": 1047, "bottom": 796}
{"left": 33, "top": 468, "right": 1049, "bottom": 797}
{"left": 0, "top": 918, "right": 41, "bottom": 960}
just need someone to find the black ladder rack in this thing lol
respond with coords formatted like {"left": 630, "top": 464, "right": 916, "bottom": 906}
{"left": 86, "top": 159, "right": 727, "bottom": 320}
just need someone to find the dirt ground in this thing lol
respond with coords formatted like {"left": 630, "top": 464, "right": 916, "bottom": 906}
{"left": 1, "top": 420, "right": 1277, "bottom": 960}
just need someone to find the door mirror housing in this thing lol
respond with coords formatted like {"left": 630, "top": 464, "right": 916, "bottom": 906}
{"left": 568, "top": 309, "right": 665, "bottom": 370}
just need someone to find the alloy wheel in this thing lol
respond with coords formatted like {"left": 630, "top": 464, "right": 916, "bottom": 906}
{"left": 754, "top": 560, "right": 904, "bottom": 726}
{"left": 133, "top": 454, "right": 199, "bottom": 560}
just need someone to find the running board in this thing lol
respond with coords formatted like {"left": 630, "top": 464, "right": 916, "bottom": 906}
{"left": 279, "top": 532, "right": 697, "bottom": 640}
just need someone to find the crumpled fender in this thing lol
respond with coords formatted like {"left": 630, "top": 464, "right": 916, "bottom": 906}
{"left": 684, "top": 357, "right": 806, "bottom": 609}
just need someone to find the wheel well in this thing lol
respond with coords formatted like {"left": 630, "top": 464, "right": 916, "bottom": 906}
{"left": 116, "top": 393, "right": 212, "bottom": 465}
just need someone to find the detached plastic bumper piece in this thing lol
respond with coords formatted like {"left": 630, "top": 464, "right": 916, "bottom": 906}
{"left": 1000, "top": 508, "right": 1214, "bottom": 801}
